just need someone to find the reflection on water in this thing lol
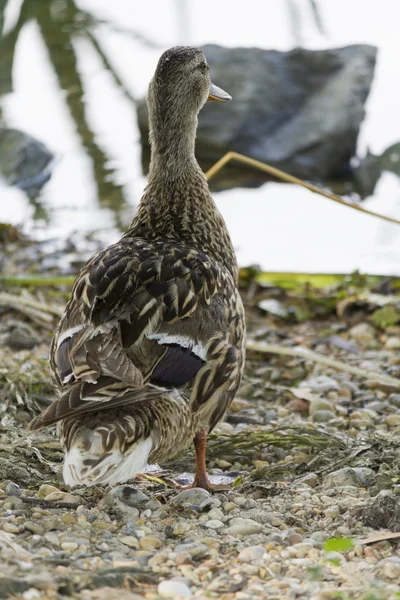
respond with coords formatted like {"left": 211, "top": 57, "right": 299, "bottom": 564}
{"left": 1, "top": 0, "right": 400, "bottom": 274}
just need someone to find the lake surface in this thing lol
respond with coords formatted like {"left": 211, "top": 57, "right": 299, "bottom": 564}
{"left": 2, "top": 0, "right": 400, "bottom": 274}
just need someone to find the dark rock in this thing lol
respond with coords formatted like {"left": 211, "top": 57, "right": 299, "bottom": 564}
{"left": 5, "top": 482, "right": 21, "bottom": 497}
{"left": 6, "top": 326, "right": 39, "bottom": 350}
{"left": 0, "top": 578, "right": 30, "bottom": 599}
{"left": 109, "top": 485, "right": 149, "bottom": 507}
{"left": 361, "top": 492, "right": 400, "bottom": 531}
{"left": 0, "top": 127, "right": 55, "bottom": 194}
{"left": 137, "top": 44, "right": 377, "bottom": 187}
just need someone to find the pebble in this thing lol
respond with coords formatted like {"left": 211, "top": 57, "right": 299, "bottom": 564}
{"left": 174, "top": 543, "right": 210, "bottom": 560}
{"left": 287, "top": 533, "right": 303, "bottom": 545}
{"left": 309, "top": 399, "right": 335, "bottom": 415}
{"left": 298, "top": 473, "right": 318, "bottom": 487}
{"left": 24, "top": 521, "right": 44, "bottom": 535}
{"left": 349, "top": 322, "right": 376, "bottom": 345}
{"left": 120, "top": 536, "right": 140, "bottom": 548}
{"left": 325, "top": 505, "right": 340, "bottom": 518}
{"left": 60, "top": 541, "right": 78, "bottom": 552}
{"left": 3, "top": 522, "right": 19, "bottom": 533}
{"left": 5, "top": 482, "right": 21, "bottom": 497}
{"left": 386, "top": 414, "right": 400, "bottom": 427}
{"left": 385, "top": 336, "right": 400, "bottom": 349}
{"left": 312, "top": 410, "right": 336, "bottom": 423}
{"left": 37, "top": 485, "right": 60, "bottom": 499}
{"left": 207, "top": 507, "right": 224, "bottom": 520}
{"left": 44, "top": 492, "right": 81, "bottom": 505}
{"left": 139, "top": 536, "right": 162, "bottom": 550}
{"left": 110, "top": 486, "right": 149, "bottom": 507}
{"left": 323, "top": 467, "right": 375, "bottom": 488}
{"left": 238, "top": 545, "right": 266, "bottom": 562}
{"left": 389, "top": 393, "right": 400, "bottom": 408}
{"left": 382, "top": 559, "right": 400, "bottom": 579}
{"left": 158, "top": 579, "right": 192, "bottom": 598}
{"left": 300, "top": 375, "right": 339, "bottom": 393}
{"left": 205, "top": 519, "right": 224, "bottom": 530}
{"left": 226, "top": 518, "right": 262, "bottom": 536}
{"left": 171, "top": 488, "right": 210, "bottom": 507}
{"left": 287, "top": 542, "right": 314, "bottom": 558}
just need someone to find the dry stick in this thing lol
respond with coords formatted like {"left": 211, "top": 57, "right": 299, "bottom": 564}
{"left": 205, "top": 151, "right": 400, "bottom": 227}
{"left": 247, "top": 340, "right": 400, "bottom": 389}
{"left": 0, "top": 292, "right": 63, "bottom": 318}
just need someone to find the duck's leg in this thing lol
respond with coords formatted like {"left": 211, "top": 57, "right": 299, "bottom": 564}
{"left": 161, "top": 427, "right": 211, "bottom": 490}
{"left": 191, "top": 427, "right": 211, "bottom": 490}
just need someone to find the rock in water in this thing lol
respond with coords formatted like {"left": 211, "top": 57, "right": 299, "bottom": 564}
{"left": 137, "top": 44, "right": 377, "bottom": 185}
{"left": 0, "top": 128, "right": 55, "bottom": 194}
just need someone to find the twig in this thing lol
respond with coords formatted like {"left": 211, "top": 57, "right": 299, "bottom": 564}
{"left": 246, "top": 340, "right": 400, "bottom": 388}
{"left": 205, "top": 151, "right": 400, "bottom": 228}
{"left": 0, "top": 495, "right": 82, "bottom": 509}
{"left": 0, "top": 292, "right": 63, "bottom": 320}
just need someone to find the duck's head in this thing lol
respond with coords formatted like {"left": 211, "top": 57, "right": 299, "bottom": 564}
{"left": 148, "top": 46, "right": 231, "bottom": 136}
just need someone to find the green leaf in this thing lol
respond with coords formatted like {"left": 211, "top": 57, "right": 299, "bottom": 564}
{"left": 323, "top": 537, "right": 354, "bottom": 553}
{"left": 306, "top": 565, "right": 324, "bottom": 581}
{"left": 370, "top": 305, "right": 400, "bottom": 329}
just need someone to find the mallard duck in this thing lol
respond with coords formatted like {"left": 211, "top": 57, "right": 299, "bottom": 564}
{"left": 29, "top": 46, "right": 246, "bottom": 489}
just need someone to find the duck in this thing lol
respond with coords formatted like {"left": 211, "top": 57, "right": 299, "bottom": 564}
{"left": 29, "top": 46, "right": 246, "bottom": 490}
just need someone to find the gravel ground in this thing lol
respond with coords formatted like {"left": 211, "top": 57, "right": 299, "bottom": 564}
{"left": 0, "top": 240, "right": 400, "bottom": 600}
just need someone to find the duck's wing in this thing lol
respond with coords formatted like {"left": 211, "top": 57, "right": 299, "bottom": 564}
{"left": 29, "top": 236, "right": 237, "bottom": 429}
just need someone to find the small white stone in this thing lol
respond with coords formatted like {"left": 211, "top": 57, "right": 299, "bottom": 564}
{"left": 238, "top": 545, "right": 266, "bottom": 562}
{"left": 205, "top": 519, "right": 224, "bottom": 530}
{"left": 3, "top": 522, "right": 19, "bottom": 533}
{"left": 22, "top": 589, "right": 41, "bottom": 600}
{"left": 207, "top": 507, "right": 224, "bottom": 520}
{"left": 383, "top": 560, "right": 400, "bottom": 579}
{"left": 287, "top": 542, "right": 314, "bottom": 558}
{"left": 60, "top": 541, "right": 78, "bottom": 552}
{"left": 226, "top": 518, "right": 262, "bottom": 536}
{"left": 120, "top": 535, "right": 140, "bottom": 548}
{"left": 158, "top": 579, "right": 192, "bottom": 598}
{"left": 325, "top": 505, "right": 340, "bottom": 519}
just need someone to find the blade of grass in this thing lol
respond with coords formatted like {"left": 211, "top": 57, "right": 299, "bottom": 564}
{"left": 205, "top": 151, "right": 400, "bottom": 228}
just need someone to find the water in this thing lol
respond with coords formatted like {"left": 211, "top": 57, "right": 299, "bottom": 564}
{"left": 1, "top": 0, "right": 400, "bottom": 274}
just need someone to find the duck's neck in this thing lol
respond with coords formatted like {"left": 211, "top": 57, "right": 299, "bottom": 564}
{"left": 127, "top": 107, "right": 238, "bottom": 279}
{"left": 148, "top": 109, "right": 199, "bottom": 176}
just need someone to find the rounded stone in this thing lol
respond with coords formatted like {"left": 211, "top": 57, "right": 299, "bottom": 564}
{"left": 312, "top": 410, "right": 336, "bottom": 423}
{"left": 309, "top": 399, "right": 335, "bottom": 416}
{"left": 120, "top": 536, "right": 140, "bottom": 548}
{"left": 139, "top": 536, "right": 162, "bottom": 550}
{"left": 110, "top": 485, "right": 149, "bottom": 507}
{"left": 170, "top": 488, "right": 210, "bottom": 507}
{"left": 383, "top": 560, "right": 400, "bottom": 579}
{"left": 205, "top": 519, "right": 224, "bottom": 530}
{"left": 386, "top": 414, "right": 400, "bottom": 427}
{"left": 3, "top": 522, "right": 19, "bottom": 533}
{"left": 60, "top": 541, "right": 78, "bottom": 552}
{"left": 158, "top": 579, "right": 192, "bottom": 598}
{"left": 37, "top": 484, "right": 60, "bottom": 499}
{"left": 5, "top": 482, "right": 21, "bottom": 497}
{"left": 238, "top": 545, "right": 266, "bottom": 562}
{"left": 226, "top": 518, "right": 262, "bottom": 536}
{"left": 300, "top": 375, "right": 339, "bottom": 393}
{"left": 323, "top": 467, "right": 374, "bottom": 488}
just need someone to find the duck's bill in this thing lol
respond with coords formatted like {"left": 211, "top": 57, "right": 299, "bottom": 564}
{"left": 208, "top": 82, "right": 232, "bottom": 102}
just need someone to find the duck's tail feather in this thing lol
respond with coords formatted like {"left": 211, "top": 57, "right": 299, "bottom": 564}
{"left": 60, "top": 407, "right": 156, "bottom": 487}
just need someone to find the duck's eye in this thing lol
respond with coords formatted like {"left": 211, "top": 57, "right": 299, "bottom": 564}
{"left": 199, "top": 62, "right": 208, "bottom": 72}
